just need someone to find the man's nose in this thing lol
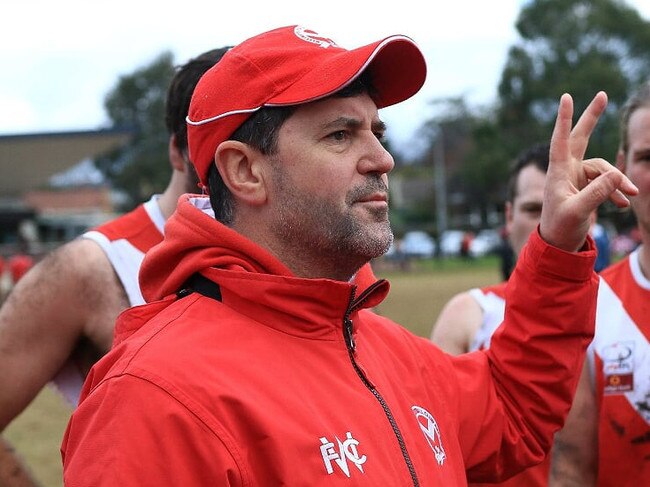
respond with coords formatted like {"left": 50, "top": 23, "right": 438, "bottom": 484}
{"left": 358, "top": 136, "right": 395, "bottom": 175}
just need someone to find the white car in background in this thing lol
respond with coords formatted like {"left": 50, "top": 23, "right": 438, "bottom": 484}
{"left": 469, "top": 229, "right": 502, "bottom": 257}
{"left": 439, "top": 230, "right": 465, "bottom": 257}
{"left": 400, "top": 231, "right": 436, "bottom": 258}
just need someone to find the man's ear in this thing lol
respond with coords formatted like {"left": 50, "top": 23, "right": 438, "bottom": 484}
{"left": 169, "top": 134, "right": 187, "bottom": 172}
{"left": 214, "top": 141, "right": 268, "bottom": 206}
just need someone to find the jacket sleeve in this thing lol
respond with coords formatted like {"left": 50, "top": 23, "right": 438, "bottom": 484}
{"left": 455, "top": 228, "right": 598, "bottom": 482}
{"left": 62, "top": 374, "right": 244, "bottom": 486}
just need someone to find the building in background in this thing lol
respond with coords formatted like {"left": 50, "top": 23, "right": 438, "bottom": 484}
{"left": 0, "top": 129, "right": 132, "bottom": 257}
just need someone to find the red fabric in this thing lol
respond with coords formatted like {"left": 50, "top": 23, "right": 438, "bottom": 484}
{"left": 593, "top": 256, "right": 650, "bottom": 486}
{"left": 187, "top": 25, "right": 426, "bottom": 185}
{"left": 62, "top": 196, "right": 598, "bottom": 486}
{"left": 91, "top": 204, "right": 163, "bottom": 254}
{"left": 471, "top": 458, "right": 550, "bottom": 487}
{"left": 470, "top": 279, "right": 550, "bottom": 487}
{"left": 8, "top": 254, "right": 34, "bottom": 283}
{"left": 481, "top": 281, "right": 508, "bottom": 299}
{"left": 600, "top": 257, "right": 650, "bottom": 343}
{"left": 593, "top": 355, "right": 650, "bottom": 487}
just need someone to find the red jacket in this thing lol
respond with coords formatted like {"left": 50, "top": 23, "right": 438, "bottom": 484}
{"left": 468, "top": 280, "right": 551, "bottom": 487}
{"left": 62, "top": 195, "right": 598, "bottom": 486}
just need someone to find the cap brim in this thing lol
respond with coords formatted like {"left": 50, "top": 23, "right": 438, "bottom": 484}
{"left": 266, "top": 35, "right": 426, "bottom": 109}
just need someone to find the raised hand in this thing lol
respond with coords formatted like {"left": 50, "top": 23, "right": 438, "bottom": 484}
{"left": 539, "top": 92, "right": 638, "bottom": 252}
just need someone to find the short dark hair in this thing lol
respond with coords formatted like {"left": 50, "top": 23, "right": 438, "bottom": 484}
{"left": 208, "top": 72, "right": 376, "bottom": 224}
{"left": 165, "top": 47, "right": 231, "bottom": 155}
{"left": 505, "top": 142, "right": 550, "bottom": 203}
{"left": 619, "top": 80, "right": 650, "bottom": 155}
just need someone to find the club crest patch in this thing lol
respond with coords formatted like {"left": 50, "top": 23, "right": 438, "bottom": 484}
{"left": 412, "top": 405, "right": 446, "bottom": 466}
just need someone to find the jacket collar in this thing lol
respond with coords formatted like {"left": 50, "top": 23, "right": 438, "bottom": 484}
{"left": 137, "top": 195, "right": 389, "bottom": 324}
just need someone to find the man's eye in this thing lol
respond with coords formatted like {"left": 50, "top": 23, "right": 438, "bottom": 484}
{"left": 375, "top": 132, "right": 386, "bottom": 143}
{"left": 329, "top": 130, "right": 348, "bottom": 141}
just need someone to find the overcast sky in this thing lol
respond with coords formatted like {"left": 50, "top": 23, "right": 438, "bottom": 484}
{"left": 2, "top": 0, "right": 649, "bottom": 155}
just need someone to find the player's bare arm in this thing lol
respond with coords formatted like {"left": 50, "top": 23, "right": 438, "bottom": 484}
{"left": 430, "top": 291, "right": 483, "bottom": 355}
{"left": 0, "top": 436, "right": 41, "bottom": 487}
{"left": 549, "top": 362, "right": 597, "bottom": 486}
{"left": 0, "top": 238, "right": 126, "bottom": 430}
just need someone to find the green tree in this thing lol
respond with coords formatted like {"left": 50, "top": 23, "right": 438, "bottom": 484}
{"left": 498, "top": 0, "right": 650, "bottom": 160}
{"left": 439, "top": 0, "right": 650, "bottom": 227}
{"left": 457, "top": 114, "right": 511, "bottom": 221}
{"left": 94, "top": 51, "right": 175, "bottom": 209}
{"left": 410, "top": 97, "right": 483, "bottom": 229}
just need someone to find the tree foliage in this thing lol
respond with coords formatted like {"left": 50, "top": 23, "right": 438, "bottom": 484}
{"left": 94, "top": 52, "right": 175, "bottom": 209}
{"left": 410, "top": 0, "right": 650, "bottom": 227}
{"left": 458, "top": 116, "right": 511, "bottom": 208}
{"left": 497, "top": 0, "right": 650, "bottom": 159}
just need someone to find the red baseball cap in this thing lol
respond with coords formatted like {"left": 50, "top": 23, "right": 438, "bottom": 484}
{"left": 187, "top": 25, "right": 427, "bottom": 187}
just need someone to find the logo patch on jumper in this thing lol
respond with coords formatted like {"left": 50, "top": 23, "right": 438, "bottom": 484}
{"left": 319, "top": 431, "right": 367, "bottom": 478}
{"left": 602, "top": 341, "right": 635, "bottom": 395}
{"left": 412, "top": 405, "right": 446, "bottom": 466}
{"left": 294, "top": 26, "right": 339, "bottom": 49}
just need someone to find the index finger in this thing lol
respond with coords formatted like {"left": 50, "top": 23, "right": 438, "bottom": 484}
{"left": 550, "top": 93, "right": 573, "bottom": 167}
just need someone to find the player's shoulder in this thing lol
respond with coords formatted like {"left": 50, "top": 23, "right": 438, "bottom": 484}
{"left": 479, "top": 281, "right": 507, "bottom": 298}
{"left": 4, "top": 238, "right": 120, "bottom": 314}
{"left": 444, "top": 289, "right": 483, "bottom": 312}
{"left": 87, "top": 204, "right": 163, "bottom": 252}
{"left": 90, "top": 204, "right": 151, "bottom": 240}
{"left": 39, "top": 238, "right": 115, "bottom": 284}
{"left": 432, "top": 290, "right": 484, "bottom": 347}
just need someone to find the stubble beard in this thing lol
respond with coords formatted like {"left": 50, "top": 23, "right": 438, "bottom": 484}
{"left": 270, "top": 166, "right": 393, "bottom": 273}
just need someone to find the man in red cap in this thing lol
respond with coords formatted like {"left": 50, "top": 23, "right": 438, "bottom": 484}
{"left": 62, "top": 25, "right": 636, "bottom": 485}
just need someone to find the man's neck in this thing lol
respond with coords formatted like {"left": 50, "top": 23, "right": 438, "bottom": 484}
{"left": 156, "top": 190, "right": 178, "bottom": 221}
{"left": 156, "top": 170, "right": 191, "bottom": 220}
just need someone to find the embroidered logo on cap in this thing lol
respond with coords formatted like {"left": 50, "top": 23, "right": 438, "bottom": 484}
{"left": 412, "top": 405, "right": 446, "bottom": 466}
{"left": 294, "top": 26, "right": 339, "bottom": 49}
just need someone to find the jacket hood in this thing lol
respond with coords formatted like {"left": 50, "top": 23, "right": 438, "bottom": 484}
{"left": 139, "top": 195, "right": 383, "bottom": 303}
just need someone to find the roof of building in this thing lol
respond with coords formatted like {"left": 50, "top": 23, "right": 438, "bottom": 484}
{"left": 0, "top": 128, "right": 132, "bottom": 197}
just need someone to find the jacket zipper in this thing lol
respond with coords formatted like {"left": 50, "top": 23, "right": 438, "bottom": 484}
{"left": 343, "top": 284, "right": 420, "bottom": 487}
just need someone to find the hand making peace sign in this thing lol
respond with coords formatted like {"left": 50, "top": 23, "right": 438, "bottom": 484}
{"left": 540, "top": 91, "right": 638, "bottom": 252}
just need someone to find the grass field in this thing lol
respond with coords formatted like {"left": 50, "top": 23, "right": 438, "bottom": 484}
{"left": 2, "top": 256, "right": 501, "bottom": 487}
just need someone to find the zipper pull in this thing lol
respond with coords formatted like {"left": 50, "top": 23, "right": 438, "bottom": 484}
{"left": 344, "top": 318, "right": 356, "bottom": 352}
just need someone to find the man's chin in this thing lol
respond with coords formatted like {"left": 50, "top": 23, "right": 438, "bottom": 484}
{"left": 359, "top": 231, "right": 393, "bottom": 259}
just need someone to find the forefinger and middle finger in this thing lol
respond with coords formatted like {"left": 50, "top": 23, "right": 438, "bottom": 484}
{"left": 569, "top": 91, "right": 608, "bottom": 161}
